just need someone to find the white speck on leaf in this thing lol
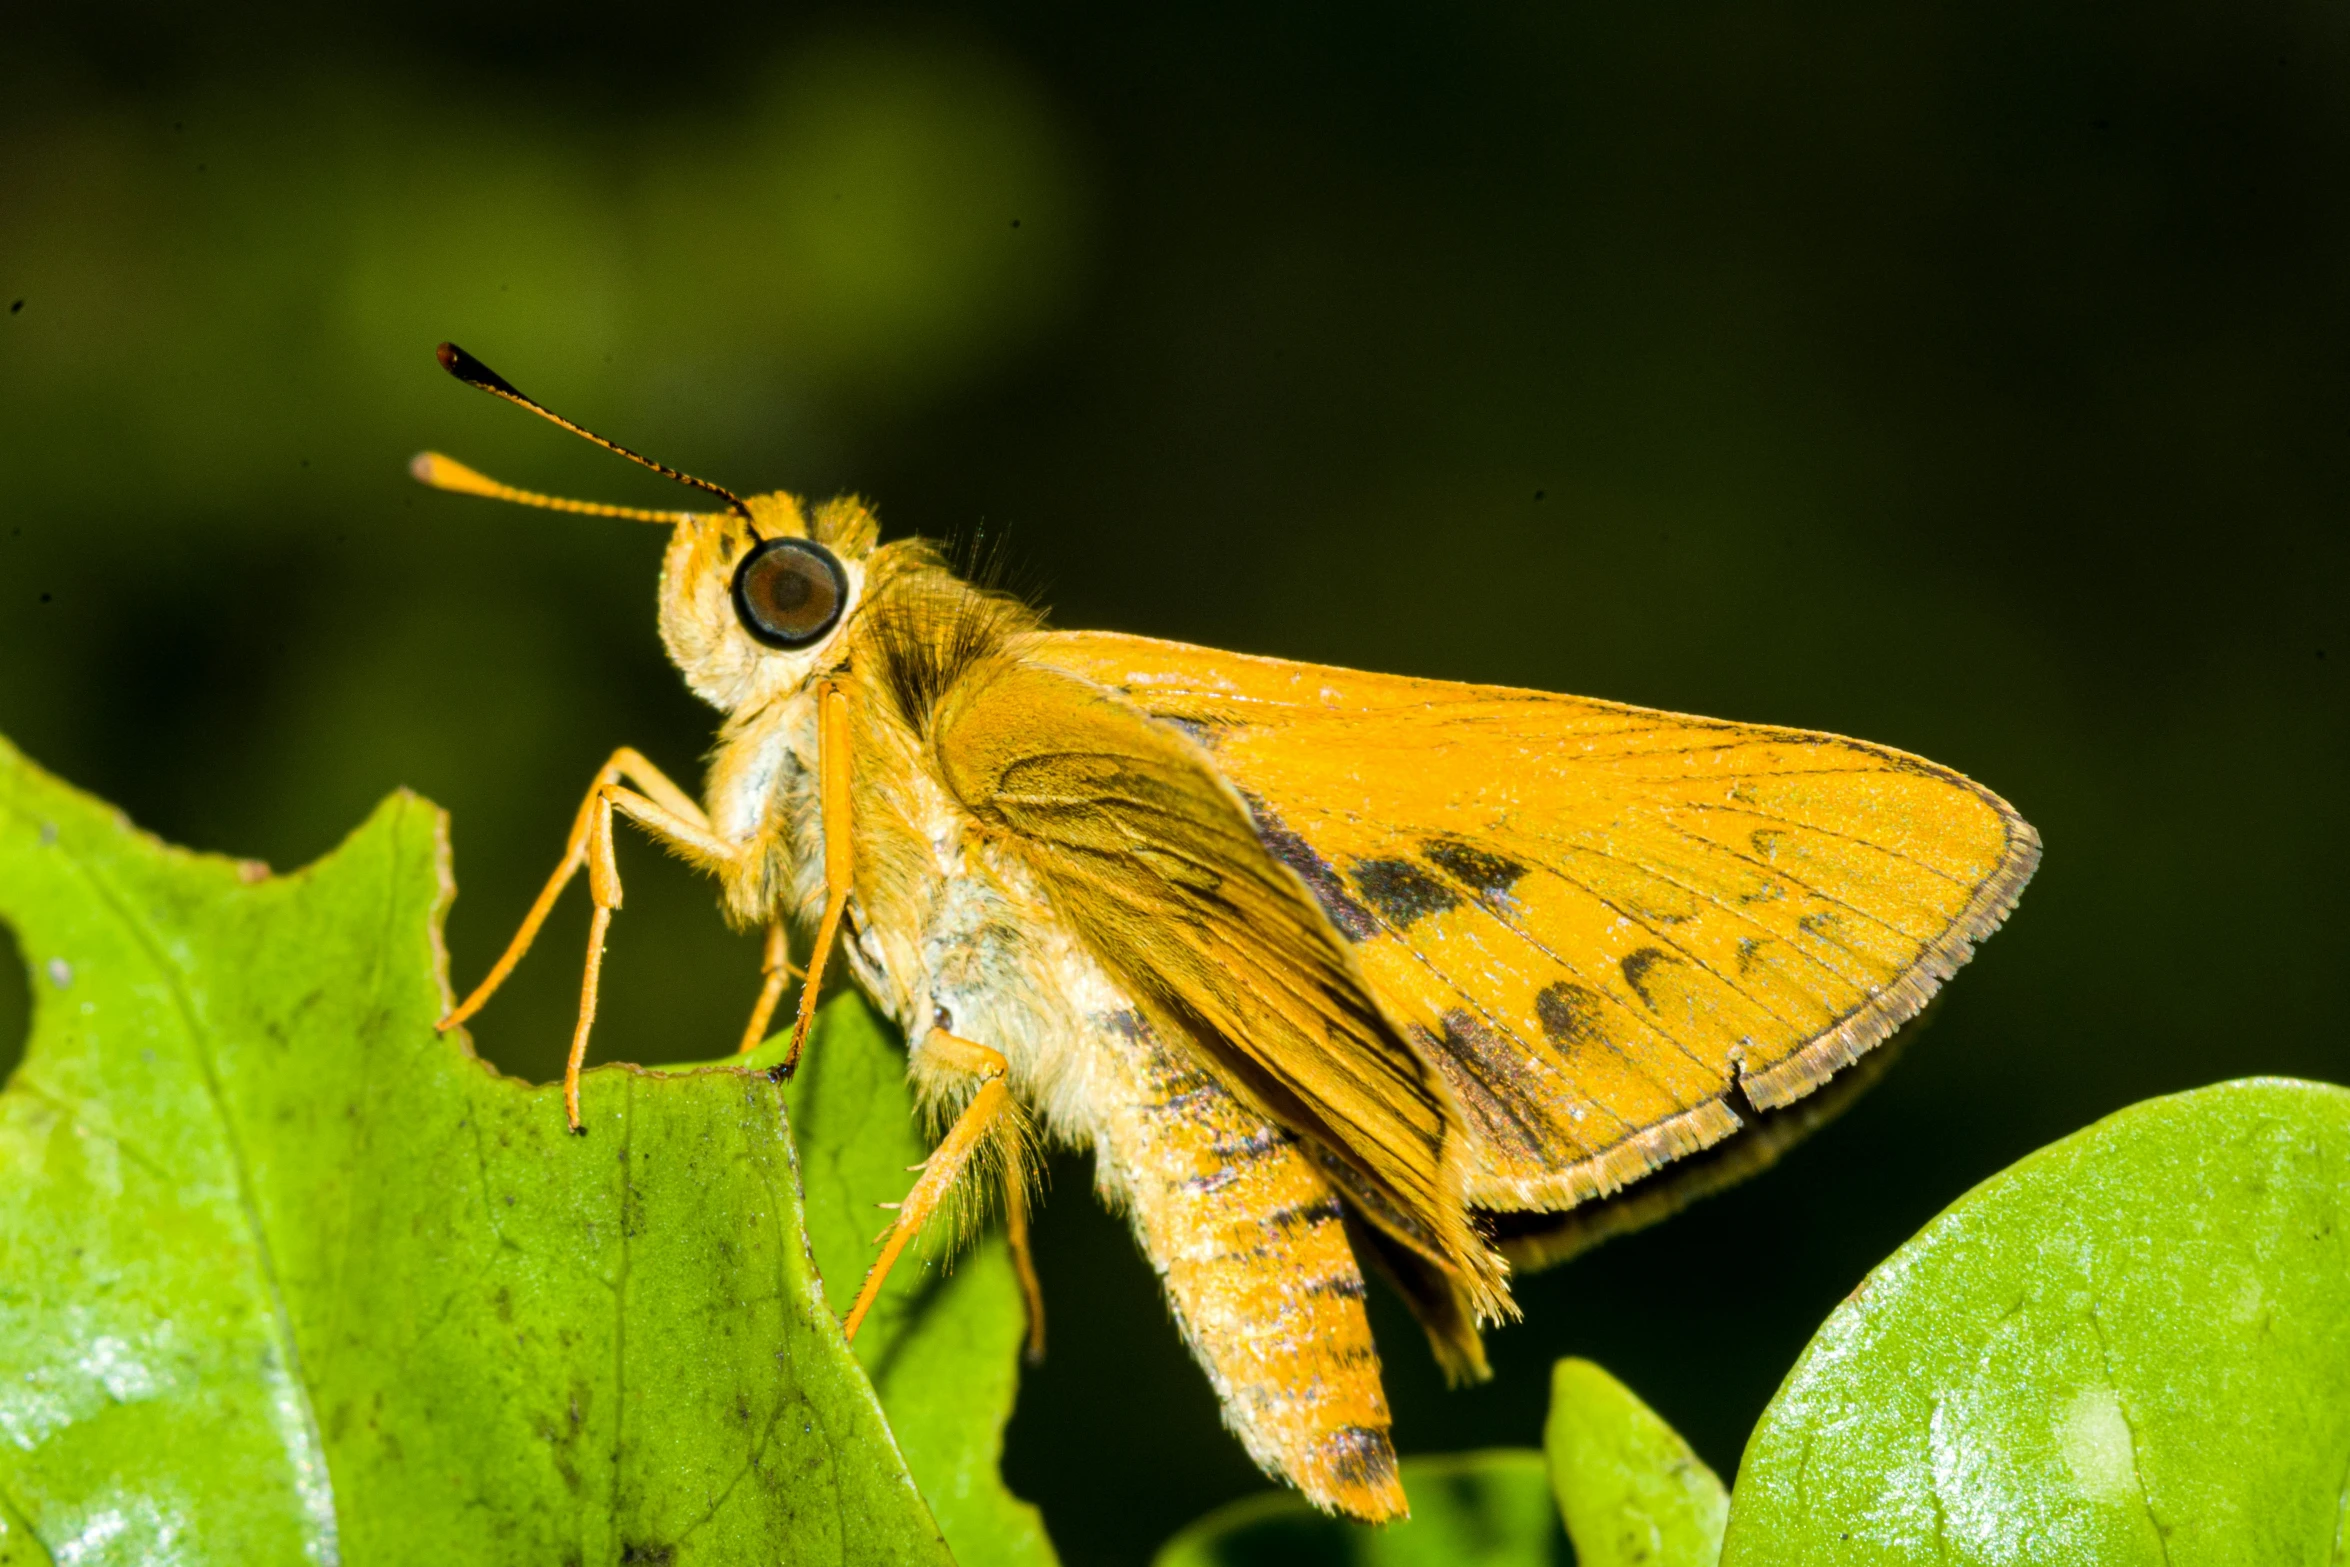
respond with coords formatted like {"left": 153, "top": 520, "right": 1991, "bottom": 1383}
{"left": 50, "top": 1495, "right": 189, "bottom": 1565}
{"left": 2059, "top": 1385, "right": 2138, "bottom": 1504}
{"left": 0, "top": 1376, "right": 70, "bottom": 1452}
{"left": 47, "top": 957, "right": 70, "bottom": 988}
{"left": 51, "top": 1508, "right": 127, "bottom": 1563}
{"left": 76, "top": 1335, "right": 160, "bottom": 1403}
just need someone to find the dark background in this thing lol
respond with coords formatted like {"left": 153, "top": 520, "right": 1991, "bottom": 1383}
{"left": 3, "top": 4, "right": 2346, "bottom": 1562}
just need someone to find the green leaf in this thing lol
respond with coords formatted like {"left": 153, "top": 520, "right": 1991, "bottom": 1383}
{"left": 759, "top": 993, "right": 1057, "bottom": 1567}
{"left": 0, "top": 1486, "right": 51, "bottom": 1567}
{"left": 1151, "top": 1451, "right": 1568, "bottom": 1567}
{"left": 1545, "top": 1358, "right": 1726, "bottom": 1567}
{"left": 0, "top": 736, "right": 958, "bottom": 1564}
{"left": 1722, "top": 1077, "right": 2350, "bottom": 1567}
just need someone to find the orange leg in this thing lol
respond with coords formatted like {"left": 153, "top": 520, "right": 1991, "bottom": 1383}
{"left": 843, "top": 1030, "right": 1018, "bottom": 1343}
{"left": 780, "top": 681, "right": 854, "bottom": 1078}
{"left": 438, "top": 746, "right": 731, "bottom": 1133}
{"left": 734, "top": 921, "right": 797, "bottom": 1056}
{"left": 1005, "top": 1161, "right": 1047, "bottom": 1363}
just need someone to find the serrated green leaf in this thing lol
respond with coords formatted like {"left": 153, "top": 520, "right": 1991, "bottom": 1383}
{"left": 1151, "top": 1451, "right": 1568, "bottom": 1567}
{"left": 0, "top": 736, "right": 957, "bottom": 1564}
{"left": 1544, "top": 1357, "right": 1726, "bottom": 1567}
{"left": 1721, "top": 1077, "right": 2350, "bottom": 1567}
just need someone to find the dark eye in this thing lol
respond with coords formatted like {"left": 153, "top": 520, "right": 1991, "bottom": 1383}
{"left": 732, "top": 537, "right": 847, "bottom": 649}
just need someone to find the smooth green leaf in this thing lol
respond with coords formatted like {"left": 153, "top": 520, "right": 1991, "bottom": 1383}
{"left": 1545, "top": 1357, "right": 1726, "bottom": 1567}
{"left": 1151, "top": 1451, "right": 1568, "bottom": 1567}
{"left": 0, "top": 737, "right": 956, "bottom": 1564}
{"left": 0, "top": 1486, "right": 51, "bottom": 1567}
{"left": 1722, "top": 1077, "right": 2350, "bottom": 1567}
{"left": 759, "top": 993, "right": 1056, "bottom": 1567}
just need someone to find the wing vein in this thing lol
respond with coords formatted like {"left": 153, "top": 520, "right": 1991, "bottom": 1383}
{"left": 1315, "top": 804, "right": 1720, "bottom": 1084}
{"left": 1668, "top": 798, "right": 1983, "bottom": 891}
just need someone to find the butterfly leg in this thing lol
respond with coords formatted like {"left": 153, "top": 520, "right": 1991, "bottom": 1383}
{"left": 780, "top": 679, "right": 854, "bottom": 1078}
{"left": 843, "top": 1028, "right": 1017, "bottom": 1343}
{"left": 1004, "top": 1160, "right": 1047, "bottom": 1363}
{"left": 438, "top": 747, "right": 732, "bottom": 1133}
{"left": 733, "top": 921, "right": 797, "bottom": 1055}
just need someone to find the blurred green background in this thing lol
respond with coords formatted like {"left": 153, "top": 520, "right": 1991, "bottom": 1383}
{"left": 2, "top": 3, "right": 2345, "bottom": 1562}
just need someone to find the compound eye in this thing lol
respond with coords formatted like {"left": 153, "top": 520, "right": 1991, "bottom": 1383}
{"left": 732, "top": 537, "right": 847, "bottom": 649}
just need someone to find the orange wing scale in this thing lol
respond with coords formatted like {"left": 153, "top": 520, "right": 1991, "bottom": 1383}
{"left": 1034, "top": 632, "right": 2039, "bottom": 1214}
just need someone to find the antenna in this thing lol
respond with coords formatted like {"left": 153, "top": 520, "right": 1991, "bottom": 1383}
{"left": 433, "top": 342, "right": 754, "bottom": 522}
{"left": 407, "top": 451, "right": 701, "bottom": 523}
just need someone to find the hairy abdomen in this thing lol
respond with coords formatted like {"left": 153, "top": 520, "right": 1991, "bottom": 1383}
{"left": 1089, "top": 1010, "right": 1405, "bottom": 1520}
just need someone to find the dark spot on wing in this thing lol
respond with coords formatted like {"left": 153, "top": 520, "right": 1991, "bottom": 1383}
{"left": 1422, "top": 838, "right": 1529, "bottom": 900}
{"left": 1750, "top": 828, "right": 1787, "bottom": 859}
{"left": 1320, "top": 1426, "right": 1399, "bottom": 1490}
{"left": 1535, "top": 981, "right": 1607, "bottom": 1047}
{"left": 1348, "top": 858, "right": 1461, "bottom": 927}
{"left": 1243, "top": 794, "right": 1380, "bottom": 940}
{"left": 1416, "top": 1012, "right": 1552, "bottom": 1156}
{"left": 1736, "top": 936, "right": 1766, "bottom": 974}
{"left": 1621, "top": 947, "right": 1678, "bottom": 1010}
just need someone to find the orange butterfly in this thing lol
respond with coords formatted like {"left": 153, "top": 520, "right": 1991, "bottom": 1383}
{"left": 416, "top": 344, "right": 2037, "bottom": 1520}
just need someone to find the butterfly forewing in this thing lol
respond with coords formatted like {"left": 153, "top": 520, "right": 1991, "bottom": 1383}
{"left": 1035, "top": 632, "right": 2039, "bottom": 1212}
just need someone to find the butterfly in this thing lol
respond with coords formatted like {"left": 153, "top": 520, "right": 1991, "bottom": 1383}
{"left": 415, "top": 342, "right": 2037, "bottom": 1521}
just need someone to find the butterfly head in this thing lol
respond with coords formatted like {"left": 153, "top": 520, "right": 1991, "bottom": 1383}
{"left": 657, "top": 489, "right": 878, "bottom": 712}
{"left": 411, "top": 342, "right": 880, "bottom": 712}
